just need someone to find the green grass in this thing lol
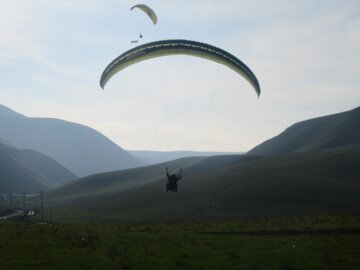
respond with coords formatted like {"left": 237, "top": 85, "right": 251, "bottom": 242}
{"left": 1, "top": 214, "right": 360, "bottom": 269}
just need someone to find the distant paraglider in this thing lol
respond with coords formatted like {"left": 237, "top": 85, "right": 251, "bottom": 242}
{"left": 100, "top": 39, "right": 261, "bottom": 96}
{"left": 130, "top": 4, "right": 157, "bottom": 43}
{"left": 130, "top": 4, "right": 158, "bottom": 25}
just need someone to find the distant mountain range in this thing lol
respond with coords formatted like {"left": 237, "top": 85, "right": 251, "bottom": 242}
{"left": 0, "top": 142, "right": 77, "bottom": 193}
{"left": 248, "top": 106, "right": 360, "bottom": 155}
{"left": 0, "top": 104, "right": 142, "bottom": 177}
{"left": 129, "top": 150, "right": 244, "bottom": 165}
{"left": 48, "top": 106, "right": 360, "bottom": 221}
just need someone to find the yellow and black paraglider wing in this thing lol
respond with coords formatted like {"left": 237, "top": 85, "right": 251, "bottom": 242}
{"left": 100, "top": 39, "right": 261, "bottom": 97}
{"left": 130, "top": 4, "right": 158, "bottom": 25}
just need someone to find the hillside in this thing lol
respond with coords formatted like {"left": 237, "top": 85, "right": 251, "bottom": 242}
{"left": 129, "top": 150, "right": 243, "bottom": 165}
{"left": 48, "top": 155, "right": 250, "bottom": 203}
{"left": 48, "top": 146, "right": 360, "bottom": 221}
{"left": 0, "top": 142, "right": 77, "bottom": 193}
{"left": 0, "top": 104, "right": 142, "bottom": 177}
{"left": 248, "top": 106, "right": 360, "bottom": 155}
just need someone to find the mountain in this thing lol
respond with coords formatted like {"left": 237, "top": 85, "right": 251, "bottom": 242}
{"left": 248, "top": 106, "right": 360, "bottom": 155}
{"left": 46, "top": 105, "right": 360, "bottom": 222}
{"left": 129, "top": 150, "right": 244, "bottom": 166}
{"left": 0, "top": 104, "right": 142, "bottom": 177}
{"left": 47, "top": 145, "right": 360, "bottom": 222}
{"left": 0, "top": 142, "right": 77, "bottom": 193}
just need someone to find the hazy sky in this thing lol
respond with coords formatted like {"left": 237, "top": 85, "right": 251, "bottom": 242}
{"left": 1, "top": 0, "right": 359, "bottom": 152}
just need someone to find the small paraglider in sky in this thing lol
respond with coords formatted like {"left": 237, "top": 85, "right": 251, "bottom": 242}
{"left": 130, "top": 4, "right": 158, "bottom": 25}
{"left": 129, "top": 5, "right": 157, "bottom": 44}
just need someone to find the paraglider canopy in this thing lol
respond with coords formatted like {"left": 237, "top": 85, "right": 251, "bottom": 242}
{"left": 100, "top": 39, "right": 261, "bottom": 96}
{"left": 130, "top": 4, "right": 158, "bottom": 25}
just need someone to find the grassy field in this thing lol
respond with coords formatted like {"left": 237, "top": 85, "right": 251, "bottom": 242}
{"left": 1, "top": 214, "right": 360, "bottom": 269}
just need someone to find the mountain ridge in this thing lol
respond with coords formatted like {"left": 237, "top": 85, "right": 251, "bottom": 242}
{"left": 0, "top": 104, "right": 143, "bottom": 177}
{"left": 0, "top": 142, "right": 77, "bottom": 193}
{"left": 247, "top": 106, "right": 360, "bottom": 155}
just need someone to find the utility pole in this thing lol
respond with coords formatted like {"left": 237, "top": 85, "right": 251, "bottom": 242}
{"left": 40, "top": 191, "right": 44, "bottom": 222}
{"left": 23, "top": 192, "right": 26, "bottom": 209}
{"left": 9, "top": 193, "right": 12, "bottom": 209}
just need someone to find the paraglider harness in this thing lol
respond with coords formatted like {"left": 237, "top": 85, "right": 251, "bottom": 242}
{"left": 166, "top": 167, "right": 182, "bottom": 192}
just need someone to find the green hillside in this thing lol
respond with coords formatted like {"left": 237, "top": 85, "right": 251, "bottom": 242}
{"left": 48, "top": 146, "right": 360, "bottom": 222}
{"left": 248, "top": 106, "right": 360, "bottom": 155}
{"left": 47, "top": 155, "right": 250, "bottom": 204}
{"left": 0, "top": 142, "right": 77, "bottom": 193}
{"left": 47, "top": 157, "right": 195, "bottom": 203}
